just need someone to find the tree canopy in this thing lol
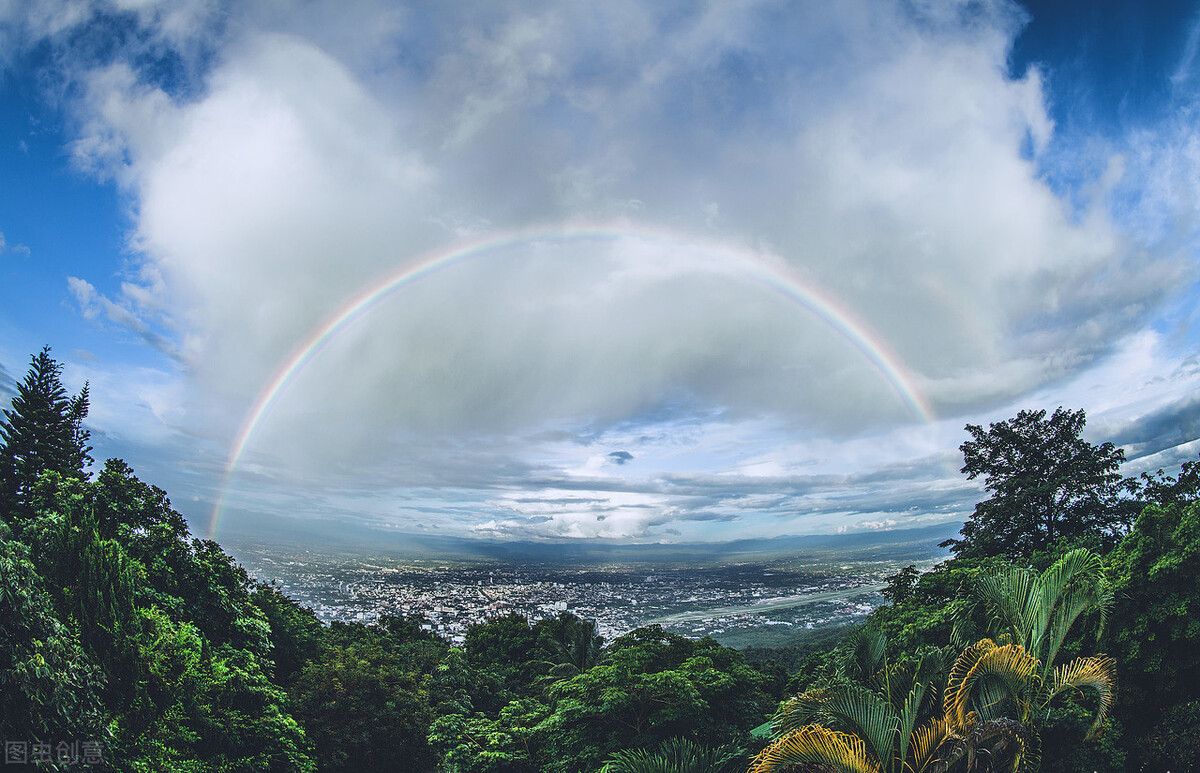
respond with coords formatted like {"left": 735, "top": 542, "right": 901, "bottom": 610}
{"left": 943, "top": 408, "right": 1133, "bottom": 559}
{"left": 0, "top": 347, "right": 91, "bottom": 524}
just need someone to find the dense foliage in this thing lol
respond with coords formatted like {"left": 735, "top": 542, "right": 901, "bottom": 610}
{"left": 2, "top": 350, "right": 1196, "bottom": 772}
{"left": 0, "top": 348, "right": 91, "bottom": 524}
{"left": 944, "top": 408, "right": 1133, "bottom": 559}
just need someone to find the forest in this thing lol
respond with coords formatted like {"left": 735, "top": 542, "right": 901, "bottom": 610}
{"left": 2, "top": 347, "right": 1198, "bottom": 772}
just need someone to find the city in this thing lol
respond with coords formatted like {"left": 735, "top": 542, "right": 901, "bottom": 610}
{"left": 229, "top": 541, "right": 932, "bottom": 648}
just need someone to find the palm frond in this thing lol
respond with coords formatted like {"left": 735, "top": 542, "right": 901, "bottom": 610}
{"left": 911, "top": 647, "right": 953, "bottom": 723}
{"left": 1030, "top": 549, "right": 1108, "bottom": 663}
{"left": 907, "top": 716, "right": 954, "bottom": 773}
{"left": 974, "top": 567, "right": 1038, "bottom": 649}
{"left": 1038, "top": 587, "right": 1099, "bottom": 673}
{"left": 843, "top": 626, "right": 890, "bottom": 690}
{"left": 896, "top": 682, "right": 926, "bottom": 768}
{"left": 946, "top": 643, "right": 1039, "bottom": 729}
{"left": 960, "top": 549, "right": 1110, "bottom": 677}
{"left": 944, "top": 639, "right": 995, "bottom": 719}
{"left": 749, "top": 724, "right": 878, "bottom": 773}
{"left": 1045, "top": 655, "right": 1117, "bottom": 739}
{"left": 774, "top": 688, "right": 836, "bottom": 736}
{"left": 602, "top": 738, "right": 745, "bottom": 773}
{"left": 927, "top": 718, "right": 1029, "bottom": 773}
{"left": 880, "top": 662, "right": 918, "bottom": 713}
{"left": 821, "top": 685, "right": 900, "bottom": 771}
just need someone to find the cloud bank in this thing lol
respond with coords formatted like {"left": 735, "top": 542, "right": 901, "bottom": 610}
{"left": 5, "top": 0, "right": 1199, "bottom": 541}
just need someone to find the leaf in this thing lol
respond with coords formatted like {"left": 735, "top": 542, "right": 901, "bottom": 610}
{"left": 1045, "top": 655, "right": 1117, "bottom": 739}
{"left": 946, "top": 642, "right": 1039, "bottom": 729}
{"left": 749, "top": 724, "right": 877, "bottom": 773}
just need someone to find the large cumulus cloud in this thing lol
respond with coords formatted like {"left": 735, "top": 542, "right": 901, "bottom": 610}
{"left": 9, "top": 0, "right": 1199, "bottom": 540}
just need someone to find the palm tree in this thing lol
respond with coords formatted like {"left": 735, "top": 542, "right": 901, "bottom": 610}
{"left": 954, "top": 548, "right": 1111, "bottom": 679}
{"left": 546, "top": 617, "right": 605, "bottom": 675}
{"left": 601, "top": 738, "right": 745, "bottom": 773}
{"left": 939, "top": 638, "right": 1114, "bottom": 772}
{"left": 941, "top": 549, "right": 1118, "bottom": 771}
{"left": 749, "top": 628, "right": 1026, "bottom": 773}
{"left": 534, "top": 613, "right": 606, "bottom": 683}
{"left": 750, "top": 550, "right": 1117, "bottom": 773}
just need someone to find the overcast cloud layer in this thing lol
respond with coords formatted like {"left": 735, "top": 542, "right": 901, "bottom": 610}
{"left": 2, "top": 0, "right": 1200, "bottom": 544}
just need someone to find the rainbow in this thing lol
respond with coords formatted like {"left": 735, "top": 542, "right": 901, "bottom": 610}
{"left": 209, "top": 222, "right": 934, "bottom": 537}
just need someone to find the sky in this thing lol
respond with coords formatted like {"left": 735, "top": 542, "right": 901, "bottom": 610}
{"left": 2, "top": 0, "right": 1200, "bottom": 548}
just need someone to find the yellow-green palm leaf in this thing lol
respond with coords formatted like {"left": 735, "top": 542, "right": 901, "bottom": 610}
{"left": 906, "top": 716, "right": 954, "bottom": 773}
{"left": 946, "top": 643, "right": 1040, "bottom": 729}
{"left": 749, "top": 724, "right": 878, "bottom": 773}
{"left": 1046, "top": 655, "right": 1117, "bottom": 739}
{"left": 944, "top": 639, "right": 996, "bottom": 717}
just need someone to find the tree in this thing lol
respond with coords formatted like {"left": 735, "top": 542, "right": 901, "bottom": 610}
{"left": 944, "top": 408, "right": 1132, "bottom": 559}
{"left": 533, "top": 612, "right": 606, "bottom": 681}
{"left": 14, "top": 458, "right": 315, "bottom": 772}
{"left": 0, "top": 524, "right": 106, "bottom": 744}
{"left": 251, "top": 583, "right": 326, "bottom": 686}
{"left": 1136, "top": 453, "right": 1200, "bottom": 507}
{"left": 948, "top": 550, "right": 1118, "bottom": 771}
{"left": 291, "top": 641, "right": 435, "bottom": 772}
{"left": 429, "top": 696, "right": 551, "bottom": 773}
{"left": 1104, "top": 500, "right": 1200, "bottom": 771}
{"left": 753, "top": 628, "right": 1019, "bottom": 773}
{"left": 465, "top": 612, "right": 542, "bottom": 696}
{"left": 545, "top": 627, "right": 770, "bottom": 772}
{"left": 881, "top": 565, "right": 921, "bottom": 606}
{"left": 0, "top": 347, "right": 92, "bottom": 524}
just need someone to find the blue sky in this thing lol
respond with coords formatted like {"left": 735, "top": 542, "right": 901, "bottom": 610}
{"left": 2, "top": 0, "right": 1200, "bottom": 546}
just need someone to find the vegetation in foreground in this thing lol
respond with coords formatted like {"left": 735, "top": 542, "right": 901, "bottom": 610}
{"left": 2, "top": 348, "right": 1198, "bottom": 772}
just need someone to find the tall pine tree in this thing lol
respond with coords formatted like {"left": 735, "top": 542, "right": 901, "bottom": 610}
{"left": 0, "top": 347, "right": 92, "bottom": 524}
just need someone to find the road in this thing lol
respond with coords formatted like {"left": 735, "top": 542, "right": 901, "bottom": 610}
{"left": 647, "top": 584, "right": 886, "bottom": 624}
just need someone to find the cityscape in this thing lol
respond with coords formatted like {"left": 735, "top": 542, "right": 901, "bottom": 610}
{"left": 229, "top": 541, "right": 937, "bottom": 648}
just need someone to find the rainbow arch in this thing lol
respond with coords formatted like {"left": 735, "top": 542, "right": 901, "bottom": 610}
{"left": 209, "top": 221, "right": 934, "bottom": 538}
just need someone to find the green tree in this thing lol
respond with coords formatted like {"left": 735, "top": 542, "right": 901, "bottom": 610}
{"left": 0, "top": 524, "right": 105, "bottom": 746}
{"left": 15, "top": 459, "right": 315, "bottom": 772}
{"left": 870, "top": 558, "right": 1003, "bottom": 656}
{"left": 881, "top": 565, "right": 921, "bottom": 606}
{"left": 429, "top": 696, "right": 551, "bottom": 773}
{"left": 533, "top": 612, "right": 606, "bottom": 680}
{"left": 465, "top": 612, "right": 541, "bottom": 696}
{"left": 188, "top": 645, "right": 315, "bottom": 773}
{"left": 1136, "top": 455, "right": 1200, "bottom": 507}
{"left": 0, "top": 347, "right": 91, "bottom": 524}
{"left": 944, "top": 408, "right": 1133, "bottom": 559}
{"left": 1104, "top": 500, "right": 1200, "bottom": 771}
{"left": 22, "top": 475, "right": 143, "bottom": 709}
{"left": 545, "top": 627, "right": 770, "bottom": 772}
{"left": 251, "top": 582, "right": 326, "bottom": 686}
{"left": 755, "top": 628, "right": 1010, "bottom": 773}
{"left": 291, "top": 641, "right": 436, "bottom": 772}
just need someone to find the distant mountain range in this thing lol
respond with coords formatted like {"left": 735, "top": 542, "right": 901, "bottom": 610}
{"left": 215, "top": 512, "right": 960, "bottom": 565}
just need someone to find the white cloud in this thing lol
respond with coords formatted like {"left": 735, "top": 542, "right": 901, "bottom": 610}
{"left": 0, "top": 231, "right": 30, "bottom": 258}
{"left": 68, "top": 276, "right": 181, "bottom": 359}
{"left": 10, "top": 0, "right": 1199, "bottom": 540}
